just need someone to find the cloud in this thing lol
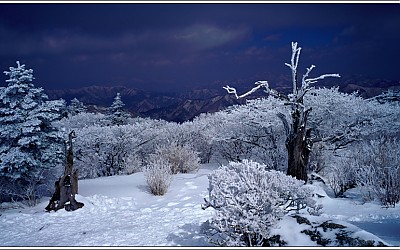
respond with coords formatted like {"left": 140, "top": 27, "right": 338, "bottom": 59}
{"left": 264, "top": 34, "right": 281, "bottom": 42}
{"left": 173, "top": 24, "right": 249, "bottom": 51}
{"left": 0, "top": 22, "right": 249, "bottom": 70}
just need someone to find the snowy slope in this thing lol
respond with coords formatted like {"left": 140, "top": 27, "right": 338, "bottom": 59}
{"left": 0, "top": 164, "right": 399, "bottom": 247}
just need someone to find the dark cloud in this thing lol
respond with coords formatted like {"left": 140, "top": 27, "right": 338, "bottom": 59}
{"left": 0, "top": 3, "right": 399, "bottom": 92}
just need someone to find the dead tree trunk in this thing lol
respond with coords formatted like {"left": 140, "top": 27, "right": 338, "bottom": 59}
{"left": 45, "top": 130, "right": 84, "bottom": 212}
{"left": 284, "top": 106, "right": 313, "bottom": 182}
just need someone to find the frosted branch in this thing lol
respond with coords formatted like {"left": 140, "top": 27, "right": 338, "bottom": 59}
{"left": 223, "top": 81, "right": 269, "bottom": 99}
{"left": 305, "top": 73, "right": 341, "bottom": 85}
{"left": 296, "top": 64, "right": 340, "bottom": 102}
{"left": 301, "top": 65, "right": 316, "bottom": 89}
{"left": 285, "top": 42, "right": 301, "bottom": 96}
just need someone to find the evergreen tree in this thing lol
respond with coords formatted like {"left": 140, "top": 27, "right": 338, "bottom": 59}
{"left": 108, "top": 92, "right": 130, "bottom": 125}
{"left": 0, "top": 61, "right": 65, "bottom": 201}
{"left": 67, "top": 97, "right": 87, "bottom": 116}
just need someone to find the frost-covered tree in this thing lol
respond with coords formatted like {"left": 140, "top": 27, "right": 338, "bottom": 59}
{"left": 196, "top": 96, "right": 287, "bottom": 169}
{"left": 0, "top": 61, "right": 65, "bottom": 202}
{"left": 305, "top": 87, "right": 400, "bottom": 197}
{"left": 107, "top": 92, "right": 131, "bottom": 126}
{"left": 202, "top": 159, "right": 317, "bottom": 246}
{"left": 72, "top": 120, "right": 158, "bottom": 179}
{"left": 224, "top": 42, "right": 340, "bottom": 181}
{"left": 67, "top": 97, "right": 87, "bottom": 116}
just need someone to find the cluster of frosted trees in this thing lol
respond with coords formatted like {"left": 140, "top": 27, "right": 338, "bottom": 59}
{"left": 53, "top": 101, "right": 203, "bottom": 195}
{"left": 57, "top": 83, "right": 399, "bottom": 203}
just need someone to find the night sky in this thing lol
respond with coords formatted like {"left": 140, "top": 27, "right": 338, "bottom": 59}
{"left": 0, "top": 3, "right": 399, "bottom": 93}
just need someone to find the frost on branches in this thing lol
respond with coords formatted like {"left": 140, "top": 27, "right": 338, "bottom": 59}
{"left": 202, "top": 160, "right": 318, "bottom": 246}
{"left": 355, "top": 137, "right": 400, "bottom": 207}
{"left": 0, "top": 61, "right": 65, "bottom": 203}
{"left": 224, "top": 42, "right": 340, "bottom": 182}
{"left": 144, "top": 155, "right": 173, "bottom": 196}
{"left": 152, "top": 143, "right": 200, "bottom": 174}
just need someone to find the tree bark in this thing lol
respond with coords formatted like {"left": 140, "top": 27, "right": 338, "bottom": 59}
{"left": 45, "top": 131, "right": 84, "bottom": 212}
{"left": 286, "top": 107, "right": 312, "bottom": 182}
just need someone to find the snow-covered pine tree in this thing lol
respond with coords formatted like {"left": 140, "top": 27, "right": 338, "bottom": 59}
{"left": 0, "top": 61, "right": 66, "bottom": 203}
{"left": 67, "top": 97, "right": 87, "bottom": 116}
{"left": 107, "top": 92, "right": 130, "bottom": 126}
{"left": 224, "top": 42, "right": 340, "bottom": 182}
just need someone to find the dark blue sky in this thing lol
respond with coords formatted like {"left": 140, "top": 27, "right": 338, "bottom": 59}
{"left": 0, "top": 3, "right": 399, "bottom": 92}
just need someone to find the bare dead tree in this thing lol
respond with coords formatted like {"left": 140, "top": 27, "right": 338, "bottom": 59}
{"left": 45, "top": 130, "right": 84, "bottom": 211}
{"left": 224, "top": 42, "right": 340, "bottom": 182}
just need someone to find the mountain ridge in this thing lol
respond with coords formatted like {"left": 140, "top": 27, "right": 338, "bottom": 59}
{"left": 46, "top": 75, "right": 400, "bottom": 122}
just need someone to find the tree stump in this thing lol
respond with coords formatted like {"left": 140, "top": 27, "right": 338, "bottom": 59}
{"left": 45, "top": 131, "right": 84, "bottom": 212}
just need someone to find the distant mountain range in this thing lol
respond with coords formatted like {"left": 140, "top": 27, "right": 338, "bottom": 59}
{"left": 46, "top": 74, "right": 400, "bottom": 123}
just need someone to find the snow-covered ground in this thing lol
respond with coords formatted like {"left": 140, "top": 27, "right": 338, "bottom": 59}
{"left": 1, "top": 163, "right": 399, "bottom": 247}
{"left": 315, "top": 182, "right": 400, "bottom": 246}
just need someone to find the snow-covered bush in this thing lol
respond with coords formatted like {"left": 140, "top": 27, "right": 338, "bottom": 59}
{"left": 355, "top": 137, "right": 400, "bottom": 207}
{"left": 119, "top": 154, "right": 143, "bottom": 175}
{"left": 153, "top": 143, "right": 200, "bottom": 174}
{"left": 324, "top": 157, "right": 357, "bottom": 198}
{"left": 154, "top": 121, "right": 213, "bottom": 164}
{"left": 53, "top": 112, "right": 108, "bottom": 131}
{"left": 144, "top": 156, "right": 172, "bottom": 196}
{"left": 202, "top": 160, "right": 317, "bottom": 246}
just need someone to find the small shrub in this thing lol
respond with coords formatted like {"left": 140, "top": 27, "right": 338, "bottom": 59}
{"left": 144, "top": 156, "right": 172, "bottom": 196}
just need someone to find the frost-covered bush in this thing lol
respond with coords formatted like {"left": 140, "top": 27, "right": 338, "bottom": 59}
{"left": 323, "top": 157, "right": 357, "bottom": 198}
{"left": 355, "top": 137, "right": 400, "bottom": 207}
{"left": 53, "top": 112, "right": 107, "bottom": 131}
{"left": 153, "top": 143, "right": 200, "bottom": 174}
{"left": 202, "top": 160, "right": 317, "bottom": 246}
{"left": 119, "top": 154, "right": 143, "bottom": 175}
{"left": 144, "top": 156, "right": 172, "bottom": 196}
{"left": 154, "top": 121, "right": 213, "bottom": 164}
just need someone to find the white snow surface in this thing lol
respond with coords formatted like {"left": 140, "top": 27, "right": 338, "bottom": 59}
{"left": 1, "top": 164, "right": 400, "bottom": 247}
